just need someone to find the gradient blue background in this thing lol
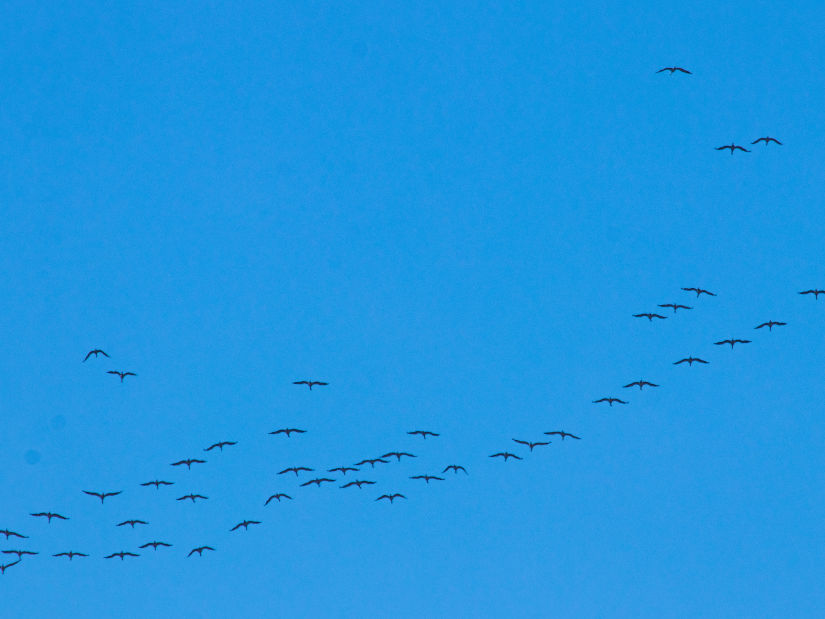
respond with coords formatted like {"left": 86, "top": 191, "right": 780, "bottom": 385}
{"left": 2, "top": 2, "right": 824, "bottom": 617}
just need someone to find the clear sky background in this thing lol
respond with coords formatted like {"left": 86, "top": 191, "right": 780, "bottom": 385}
{"left": 2, "top": 2, "right": 824, "bottom": 617}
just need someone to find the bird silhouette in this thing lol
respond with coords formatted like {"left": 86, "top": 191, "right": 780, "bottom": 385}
{"left": 376, "top": 494, "right": 406, "bottom": 503}
{"left": 673, "top": 356, "right": 709, "bottom": 366}
{"left": 715, "top": 143, "right": 750, "bottom": 154}
{"left": 139, "top": 541, "right": 172, "bottom": 550}
{"left": 489, "top": 452, "right": 522, "bottom": 461}
{"left": 2, "top": 550, "right": 37, "bottom": 559}
{"left": 204, "top": 441, "right": 237, "bottom": 452}
{"left": 82, "top": 490, "right": 122, "bottom": 504}
{"left": 30, "top": 512, "right": 68, "bottom": 523}
{"left": 0, "top": 560, "right": 20, "bottom": 574}
{"left": 300, "top": 478, "right": 336, "bottom": 487}
{"left": 409, "top": 475, "right": 445, "bottom": 483}
{"left": 592, "top": 397, "right": 628, "bottom": 406}
{"left": 230, "top": 520, "right": 262, "bottom": 531}
{"left": 269, "top": 428, "right": 306, "bottom": 437}
{"left": 53, "top": 551, "right": 88, "bottom": 560}
{"left": 381, "top": 452, "right": 416, "bottom": 461}
{"left": 292, "top": 380, "right": 328, "bottom": 390}
{"left": 656, "top": 66, "right": 691, "bottom": 74}
{"left": 0, "top": 529, "right": 27, "bottom": 540}
{"left": 104, "top": 551, "right": 139, "bottom": 560}
{"left": 407, "top": 430, "right": 440, "bottom": 439}
{"left": 682, "top": 287, "right": 716, "bottom": 297}
{"left": 799, "top": 289, "right": 825, "bottom": 299}
{"left": 83, "top": 349, "right": 109, "bottom": 362}
{"left": 714, "top": 338, "right": 751, "bottom": 348}
{"left": 623, "top": 380, "right": 659, "bottom": 390}
{"left": 117, "top": 519, "right": 148, "bottom": 528}
{"left": 278, "top": 466, "right": 314, "bottom": 476}
{"left": 264, "top": 493, "right": 292, "bottom": 505}
{"left": 107, "top": 371, "right": 136, "bottom": 382}
{"left": 755, "top": 320, "right": 787, "bottom": 331}
{"left": 329, "top": 466, "right": 359, "bottom": 475}
{"left": 751, "top": 136, "right": 782, "bottom": 146}
{"left": 442, "top": 465, "right": 468, "bottom": 475}
{"left": 340, "top": 480, "right": 376, "bottom": 489}
{"left": 141, "top": 480, "right": 174, "bottom": 489}
{"left": 633, "top": 313, "right": 667, "bottom": 321}
{"left": 188, "top": 546, "right": 215, "bottom": 557}
{"left": 177, "top": 494, "right": 208, "bottom": 503}
{"left": 354, "top": 458, "right": 389, "bottom": 468}
{"left": 658, "top": 303, "right": 692, "bottom": 312}
{"left": 544, "top": 431, "right": 581, "bottom": 440}
{"left": 171, "top": 458, "right": 206, "bottom": 470}
{"left": 512, "top": 439, "right": 551, "bottom": 451}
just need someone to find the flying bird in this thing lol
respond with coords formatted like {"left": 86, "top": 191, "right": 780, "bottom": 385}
{"left": 623, "top": 380, "right": 659, "bottom": 390}
{"left": 656, "top": 66, "right": 691, "bottom": 74}
{"left": 714, "top": 338, "right": 751, "bottom": 348}
{"left": 188, "top": 546, "right": 215, "bottom": 557}
{"left": 104, "top": 551, "right": 139, "bottom": 560}
{"left": 489, "top": 452, "right": 522, "bottom": 461}
{"left": 30, "top": 512, "right": 68, "bottom": 523}
{"left": 682, "top": 287, "right": 716, "bottom": 297}
{"left": 0, "top": 529, "right": 27, "bottom": 540}
{"left": 512, "top": 439, "right": 551, "bottom": 451}
{"left": 592, "top": 397, "right": 628, "bottom": 406}
{"left": 117, "top": 519, "right": 148, "bottom": 528}
{"left": 442, "top": 465, "right": 468, "bottom": 475}
{"left": 204, "top": 441, "right": 237, "bottom": 452}
{"left": 329, "top": 466, "right": 359, "bottom": 475}
{"left": 107, "top": 371, "right": 136, "bottom": 382}
{"left": 633, "top": 313, "right": 667, "bottom": 321}
{"left": 376, "top": 494, "right": 406, "bottom": 503}
{"left": 300, "top": 478, "right": 336, "bottom": 487}
{"left": 171, "top": 458, "right": 206, "bottom": 469}
{"left": 278, "top": 466, "right": 314, "bottom": 476}
{"left": 292, "top": 380, "right": 328, "bottom": 390}
{"left": 141, "top": 480, "right": 174, "bottom": 489}
{"left": 269, "top": 428, "right": 306, "bottom": 437}
{"left": 751, "top": 136, "right": 782, "bottom": 146}
{"left": 715, "top": 143, "right": 750, "bottom": 154}
{"left": 82, "top": 490, "right": 122, "bottom": 504}
{"left": 409, "top": 475, "right": 445, "bottom": 483}
{"left": 0, "top": 560, "right": 20, "bottom": 574}
{"left": 544, "top": 431, "right": 581, "bottom": 440}
{"left": 340, "top": 480, "right": 376, "bottom": 489}
{"left": 755, "top": 320, "right": 786, "bottom": 331}
{"left": 673, "top": 356, "right": 709, "bottom": 366}
{"left": 1, "top": 550, "right": 37, "bottom": 559}
{"left": 354, "top": 458, "right": 388, "bottom": 468}
{"left": 177, "top": 494, "right": 208, "bottom": 502}
{"left": 230, "top": 520, "right": 261, "bottom": 532}
{"left": 53, "top": 551, "right": 87, "bottom": 560}
{"left": 264, "top": 493, "right": 292, "bottom": 505}
{"left": 83, "top": 349, "right": 109, "bottom": 362}
{"left": 381, "top": 452, "right": 416, "bottom": 461}
{"left": 407, "top": 430, "right": 440, "bottom": 439}
{"left": 139, "top": 541, "right": 172, "bottom": 550}
{"left": 799, "top": 289, "right": 825, "bottom": 298}
{"left": 658, "top": 303, "right": 692, "bottom": 313}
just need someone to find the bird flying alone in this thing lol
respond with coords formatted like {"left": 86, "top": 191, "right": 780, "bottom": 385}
{"left": 0, "top": 529, "right": 28, "bottom": 540}
{"left": 381, "top": 452, "right": 416, "bottom": 461}
{"left": 657, "top": 66, "right": 691, "bottom": 74}
{"left": 714, "top": 338, "right": 751, "bottom": 348}
{"left": 489, "top": 452, "right": 522, "bottom": 461}
{"left": 107, "top": 371, "right": 136, "bottom": 382}
{"left": 755, "top": 320, "right": 786, "bottom": 331}
{"left": 204, "top": 441, "right": 237, "bottom": 452}
{"left": 54, "top": 551, "right": 88, "bottom": 560}
{"left": 269, "top": 428, "right": 306, "bottom": 437}
{"left": 82, "top": 490, "right": 122, "bottom": 504}
{"left": 658, "top": 303, "right": 692, "bottom": 312}
{"left": 355, "top": 458, "right": 388, "bottom": 468}
{"left": 139, "top": 542, "right": 171, "bottom": 550}
{"left": 177, "top": 494, "right": 208, "bottom": 502}
{"left": 278, "top": 466, "right": 314, "bottom": 476}
{"left": 715, "top": 143, "right": 750, "bottom": 154}
{"left": 376, "top": 494, "right": 406, "bottom": 503}
{"left": 141, "top": 480, "right": 174, "bottom": 489}
{"left": 2, "top": 550, "right": 37, "bottom": 559}
{"left": 407, "top": 430, "right": 440, "bottom": 439}
{"left": 799, "top": 289, "right": 825, "bottom": 299}
{"left": 751, "top": 136, "right": 782, "bottom": 146}
{"left": 171, "top": 458, "right": 206, "bottom": 469}
{"left": 265, "top": 493, "right": 292, "bottom": 505}
{"left": 341, "top": 480, "right": 376, "bottom": 489}
{"left": 329, "top": 466, "right": 359, "bottom": 475}
{"left": 30, "top": 512, "right": 68, "bottom": 523}
{"left": 292, "top": 380, "right": 328, "bottom": 390}
{"left": 83, "top": 349, "right": 109, "bottom": 362}
{"left": 512, "top": 439, "right": 551, "bottom": 451}
{"left": 188, "top": 546, "right": 215, "bottom": 557}
{"left": 409, "top": 475, "right": 445, "bottom": 483}
{"left": 117, "top": 519, "right": 148, "bottom": 528}
{"left": 682, "top": 287, "right": 716, "bottom": 297}
{"left": 442, "top": 464, "right": 468, "bottom": 475}
{"left": 0, "top": 560, "right": 20, "bottom": 574}
{"left": 674, "top": 356, "right": 709, "bottom": 366}
{"left": 592, "top": 397, "right": 628, "bottom": 406}
{"left": 300, "top": 478, "right": 335, "bottom": 487}
{"left": 633, "top": 313, "right": 667, "bottom": 321}
{"left": 230, "top": 520, "right": 261, "bottom": 532}
{"left": 544, "top": 431, "right": 581, "bottom": 440}
{"left": 104, "top": 551, "right": 139, "bottom": 560}
{"left": 623, "top": 380, "right": 659, "bottom": 390}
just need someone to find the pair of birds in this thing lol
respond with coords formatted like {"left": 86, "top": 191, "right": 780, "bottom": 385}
{"left": 716, "top": 137, "right": 782, "bottom": 154}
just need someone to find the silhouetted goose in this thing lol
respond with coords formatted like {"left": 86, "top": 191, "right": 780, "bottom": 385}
{"left": 54, "top": 551, "right": 87, "bottom": 560}
{"left": 714, "top": 338, "right": 751, "bottom": 348}
{"left": 673, "top": 356, "right": 709, "bottom": 366}
{"left": 292, "top": 380, "right": 328, "bottom": 390}
{"left": 104, "top": 551, "right": 139, "bottom": 560}
{"left": 230, "top": 520, "right": 261, "bottom": 531}
{"left": 83, "top": 349, "right": 109, "bottom": 362}
{"left": 30, "top": 512, "right": 68, "bottom": 523}
{"left": 278, "top": 466, "right": 314, "bottom": 476}
{"left": 489, "top": 452, "right": 522, "bottom": 461}
{"left": 442, "top": 465, "right": 468, "bottom": 474}
{"left": 682, "top": 287, "right": 716, "bottom": 297}
{"left": 409, "top": 475, "right": 445, "bottom": 483}
{"left": 82, "top": 490, "right": 122, "bottom": 504}
{"left": 755, "top": 320, "right": 786, "bottom": 331}
{"left": 141, "top": 480, "right": 174, "bottom": 489}
{"left": 188, "top": 546, "right": 215, "bottom": 557}
{"left": 592, "top": 397, "right": 628, "bottom": 406}
{"left": 658, "top": 303, "right": 692, "bottom": 312}
{"left": 512, "top": 439, "right": 551, "bottom": 451}
{"left": 751, "top": 136, "right": 782, "bottom": 146}
{"left": 177, "top": 494, "right": 208, "bottom": 503}
{"left": 265, "top": 493, "right": 292, "bottom": 505}
{"left": 204, "top": 441, "right": 237, "bottom": 452}
{"left": 117, "top": 519, "right": 148, "bottom": 528}
{"left": 107, "top": 370, "right": 136, "bottom": 382}
{"left": 633, "top": 313, "right": 667, "bottom": 321}
{"left": 300, "top": 478, "right": 335, "bottom": 487}
{"left": 657, "top": 66, "right": 691, "bottom": 74}
{"left": 269, "top": 428, "right": 306, "bottom": 437}
{"left": 0, "top": 560, "right": 20, "bottom": 574}
{"left": 715, "top": 143, "right": 750, "bottom": 154}
{"left": 170, "top": 458, "right": 206, "bottom": 470}
{"left": 341, "top": 480, "right": 376, "bottom": 489}
{"left": 376, "top": 494, "right": 406, "bottom": 503}
{"left": 407, "top": 430, "right": 440, "bottom": 439}
{"left": 139, "top": 541, "right": 172, "bottom": 550}
{"left": 354, "top": 458, "right": 388, "bottom": 468}
{"left": 623, "top": 380, "right": 659, "bottom": 390}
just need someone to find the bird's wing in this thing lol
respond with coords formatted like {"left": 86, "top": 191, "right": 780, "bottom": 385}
{"left": 656, "top": 68, "right": 668, "bottom": 73}
{"left": 677, "top": 68, "right": 691, "bottom": 73}
{"left": 512, "top": 439, "right": 529, "bottom": 445}
{"left": 293, "top": 381, "right": 309, "bottom": 385}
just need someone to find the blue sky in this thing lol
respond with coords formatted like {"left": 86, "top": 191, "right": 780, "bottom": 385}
{"left": 2, "top": 1, "right": 824, "bottom": 617}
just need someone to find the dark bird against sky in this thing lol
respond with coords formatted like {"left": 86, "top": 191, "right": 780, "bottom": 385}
{"left": 171, "top": 458, "right": 206, "bottom": 469}
{"left": 751, "top": 136, "right": 782, "bottom": 145}
{"left": 265, "top": 493, "right": 292, "bottom": 505}
{"left": 658, "top": 303, "right": 692, "bottom": 312}
{"left": 139, "top": 541, "right": 172, "bottom": 550}
{"left": 592, "top": 397, "right": 628, "bottom": 406}
{"left": 755, "top": 320, "right": 786, "bottom": 331}
{"left": 673, "top": 356, "right": 709, "bottom": 366}
{"left": 230, "top": 520, "right": 261, "bottom": 531}
{"left": 544, "top": 431, "right": 581, "bottom": 440}
{"left": 633, "top": 313, "right": 667, "bottom": 321}
{"left": 489, "top": 452, "right": 522, "bottom": 461}
{"left": 177, "top": 494, "right": 208, "bottom": 502}
{"left": 104, "top": 551, "right": 139, "bottom": 560}
{"left": 141, "top": 480, "right": 174, "bottom": 489}
{"left": 30, "top": 512, "right": 68, "bottom": 523}
{"left": 410, "top": 474, "right": 445, "bottom": 483}
{"left": 656, "top": 66, "right": 691, "bottom": 74}
{"left": 623, "top": 380, "right": 659, "bottom": 390}
{"left": 278, "top": 466, "right": 314, "bottom": 476}
{"left": 341, "top": 480, "right": 376, "bottom": 488}
{"left": 376, "top": 494, "right": 406, "bottom": 503}
{"left": 107, "top": 370, "right": 136, "bottom": 382}
{"left": 0, "top": 560, "right": 20, "bottom": 574}
{"left": 269, "top": 428, "right": 306, "bottom": 437}
{"left": 0, "top": 529, "right": 27, "bottom": 540}
{"left": 715, "top": 143, "right": 750, "bottom": 154}
{"left": 512, "top": 439, "right": 551, "bottom": 451}
{"left": 714, "top": 338, "right": 751, "bottom": 348}
{"left": 117, "top": 519, "right": 148, "bottom": 528}
{"left": 682, "top": 287, "right": 716, "bottom": 297}
{"left": 355, "top": 458, "right": 388, "bottom": 468}
{"left": 442, "top": 465, "right": 468, "bottom": 474}
{"left": 188, "top": 546, "right": 215, "bottom": 557}
{"left": 407, "top": 430, "right": 440, "bottom": 439}
{"left": 292, "top": 380, "right": 328, "bottom": 390}
{"left": 83, "top": 349, "right": 109, "bottom": 362}
{"left": 82, "top": 490, "right": 122, "bottom": 504}
{"left": 53, "top": 551, "right": 87, "bottom": 561}
{"left": 204, "top": 441, "right": 237, "bottom": 452}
